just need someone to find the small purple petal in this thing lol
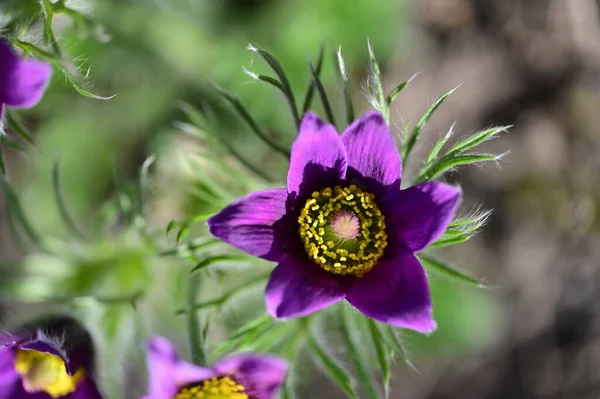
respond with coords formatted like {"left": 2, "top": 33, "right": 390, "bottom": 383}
{"left": 215, "top": 354, "right": 288, "bottom": 399}
{"left": 265, "top": 256, "right": 348, "bottom": 318}
{"left": 346, "top": 253, "right": 436, "bottom": 333}
{"left": 208, "top": 189, "right": 288, "bottom": 262}
{"left": 381, "top": 181, "right": 461, "bottom": 253}
{"left": 144, "top": 337, "right": 214, "bottom": 399}
{"left": 287, "top": 113, "right": 347, "bottom": 197}
{"left": 0, "top": 40, "right": 51, "bottom": 110}
{"left": 341, "top": 111, "right": 401, "bottom": 191}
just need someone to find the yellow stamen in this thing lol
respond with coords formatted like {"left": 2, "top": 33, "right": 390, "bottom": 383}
{"left": 14, "top": 349, "right": 85, "bottom": 398}
{"left": 174, "top": 376, "right": 249, "bottom": 399}
{"left": 298, "top": 185, "right": 388, "bottom": 277}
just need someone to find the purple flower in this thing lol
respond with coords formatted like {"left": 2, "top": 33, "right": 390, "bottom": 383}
{"left": 209, "top": 111, "right": 461, "bottom": 333}
{"left": 0, "top": 38, "right": 52, "bottom": 118}
{"left": 0, "top": 317, "right": 102, "bottom": 399}
{"left": 141, "top": 336, "right": 288, "bottom": 399}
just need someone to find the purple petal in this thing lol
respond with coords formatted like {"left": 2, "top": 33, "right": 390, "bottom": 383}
{"left": 215, "top": 354, "right": 288, "bottom": 399}
{"left": 287, "top": 113, "right": 347, "bottom": 197}
{"left": 0, "top": 350, "right": 20, "bottom": 399}
{"left": 265, "top": 256, "right": 348, "bottom": 318}
{"left": 381, "top": 181, "right": 461, "bottom": 253}
{"left": 346, "top": 253, "right": 436, "bottom": 333}
{"left": 0, "top": 40, "right": 51, "bottom": 109}
{"left": 208, "top": 189, "right": 288, "bottom": 262}
{"left": 144, "top": 337, "right": 214, "bottom": 399}
{"left": 341, "top": 111, "right": 401, "bottom": 191}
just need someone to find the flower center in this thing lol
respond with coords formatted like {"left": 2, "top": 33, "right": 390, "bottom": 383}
{"left": 298, "top": 185, "right": 387, "bottom": 277}
{"left": 14, "top": 349, "right": 85, "bottom": 398}
{"left": 174, "top": 376, "right": 249, "bottom": 399}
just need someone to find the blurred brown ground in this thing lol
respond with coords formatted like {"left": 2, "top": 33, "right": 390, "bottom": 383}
{"left": 381, "top": 1, "right": 600, "bottom": 398}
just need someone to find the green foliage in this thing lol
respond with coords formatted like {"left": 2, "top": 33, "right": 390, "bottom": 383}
{"left": 0, "top": 2, "right": 506, "bottom": 395}
{"left": 308, "top": 335, "right": 359, "bottom": 399}
{"left": 416, "top": 125, "right": 510, "bottom": 184}
{"left": 335, "top": 47, "right": 355, "bottom": 126}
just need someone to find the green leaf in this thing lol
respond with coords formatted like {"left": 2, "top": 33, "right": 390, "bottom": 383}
{"left": 211, "top": 314, "right": 274, "bottom": 359}
{"left": 366, "top": 40, "right": 387, "bottom": 123}
{"left": 4, "top": 110, "right": 35, "bottom": 145}
{"left": 0, "top": 135, "right": 25, "bottom": 151}
{"left": 166, "top": 221, "right": 177, "bottom": 235}
{"left": 189, "top": 255, "right": 252, "bottom": 274}
{"left": 428, "top": 233, "right": 470, "bottom": 249}
{"left": 53, "top": 153, "right": 85, "bottom": 239}
{"left": 378, "top": 324, "right": 413, "bottom": 370}
{"left": 175, "top": 273, "right": 268, "bottom": 315}
{"left": 367, "top": 319, "right": 390, "bottom": 392}
{"left": 0, "top": 177, "right": 45, "bottom": 249}
{"left": 179, "top": 102, "right": 274, "bottom": 182}
{"left": 386, "top": 72, "right": 418, "bottom": 107}
{"left": 417, "top": 153, "right": 501, "bottom": 183}
{"left": 341, "top": 309, "right": 379, "bottom": 399}
{"left": 248, "top": 44, "right": 300, "bottom": 129}
{"left": 244, "top": 70, "right": 287, "bottom": 94}
{"left": 302, "top": 42, "right": 325, "bottom": 114}
{"left": 176, "top": 225, "right": 190, "bottom": 243}
{"left": 335, "top": 46, "right": 354, "bottom": 126}
{"left": 417, "top": 253, "right": 485, "bottom": 288}
{"left": 212, "top": 83, "right": 290, "bottom": 158}
{"left": 403, "top": 87, "right": 457, "bottom": 163}
{"left": 245, "top": 321, "right": 297, "bottom": 353}
{"left": 446, "top": 126, "right": 510, "bottom": 157}
{"left": 56, "top": 64, "right": 116, "bottom": 101}
{"left": 426, "top": 124, "right": 455, "bottom": 165}
{"left": 158, "top": 237, "right": 219, "bottom": 258}
{"left": 309, "top": 61, "right": 336, "bottom": 128}
{"left": 308, "top": 335, "right": 358, "bottom": 399}
{"left": 449, "top": 208, "right": 492, "bottom": 231}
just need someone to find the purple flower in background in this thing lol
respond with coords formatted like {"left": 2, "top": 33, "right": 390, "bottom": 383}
{"left": 141, "top": 336, "right": 287, "bottom": 399}
{"left": 0, "top": 317, "right": 102, "bottom": 399}
{"left": 209, "top": 111, "right": 461, "bottom": 333}
{"left": 0, "top": 38, "right": 52, "bottom": 118}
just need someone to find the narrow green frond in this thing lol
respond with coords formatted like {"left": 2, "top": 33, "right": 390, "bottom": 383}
{"left": 416, "top": 152, "right": 506, "bottom": 183}
{"left": 189, "top": 255, "right": 253, "bottom": 273}
{"left": 309, "top": 61, "right": 336, "bottom": 128}
{"left": 302, "top": 42, "right": 325, "bottom": 114}
{"left": 417, "top": 253, "right": 485, "bottom": 288}
{"left": 212, "top": 83, "right": 290, "bottom": 158}
{"left": 247, "top": 44, "right": 300, "bottom": 129}
{"left": 426, "top": 123, "right": 455, "bottom": 165}
{"left": 366, "top": 39, "right": 387, "bottom": 122}
{"left": 308, "top": 336, "right": 359, "bottom": 399}
{"left": 0, "top": 177, "right": 45, "bottom": 249}
{"left": 402, "top": 86, "right": 458, "bottom": 164}
{"left": 335, "top": 46, "right": 355, "bottom": 126}
{"left": 341, "top": 309, "right": 380, "bottom": 399}
{"left": 446, "top": 126, "right": 511, "bottom": 157}
{"left": 386, "top": 72, "right": 418, "bottom": 107}
{"left": 367, "top": 319, "right": 390, "bottom": 392}
{"left": 53, "top": 153, "right": 85, "bottom": 239}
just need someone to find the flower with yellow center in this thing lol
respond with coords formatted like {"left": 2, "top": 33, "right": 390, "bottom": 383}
{"left": 174, "top": 377, "right": 248, "bottom": 399}
{"left": 298, "top": 185, "right": 387, "bottom": 277}
{"left": 14, "top": 349, "right": 85, "bottom": 398}
{"left": 209, "top": 111, "right": 461, "bottom": 333}
{"left": 142, "top": 336, "right": 287, "bottom": 399}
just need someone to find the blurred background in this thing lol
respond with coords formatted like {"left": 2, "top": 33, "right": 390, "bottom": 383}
{"left": 1, "top": 0, "right": 600, "bottom": 398}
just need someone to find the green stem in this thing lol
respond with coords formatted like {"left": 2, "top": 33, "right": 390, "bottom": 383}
{"left": 187, "top": 273, "right": 207, "bottom": 366}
